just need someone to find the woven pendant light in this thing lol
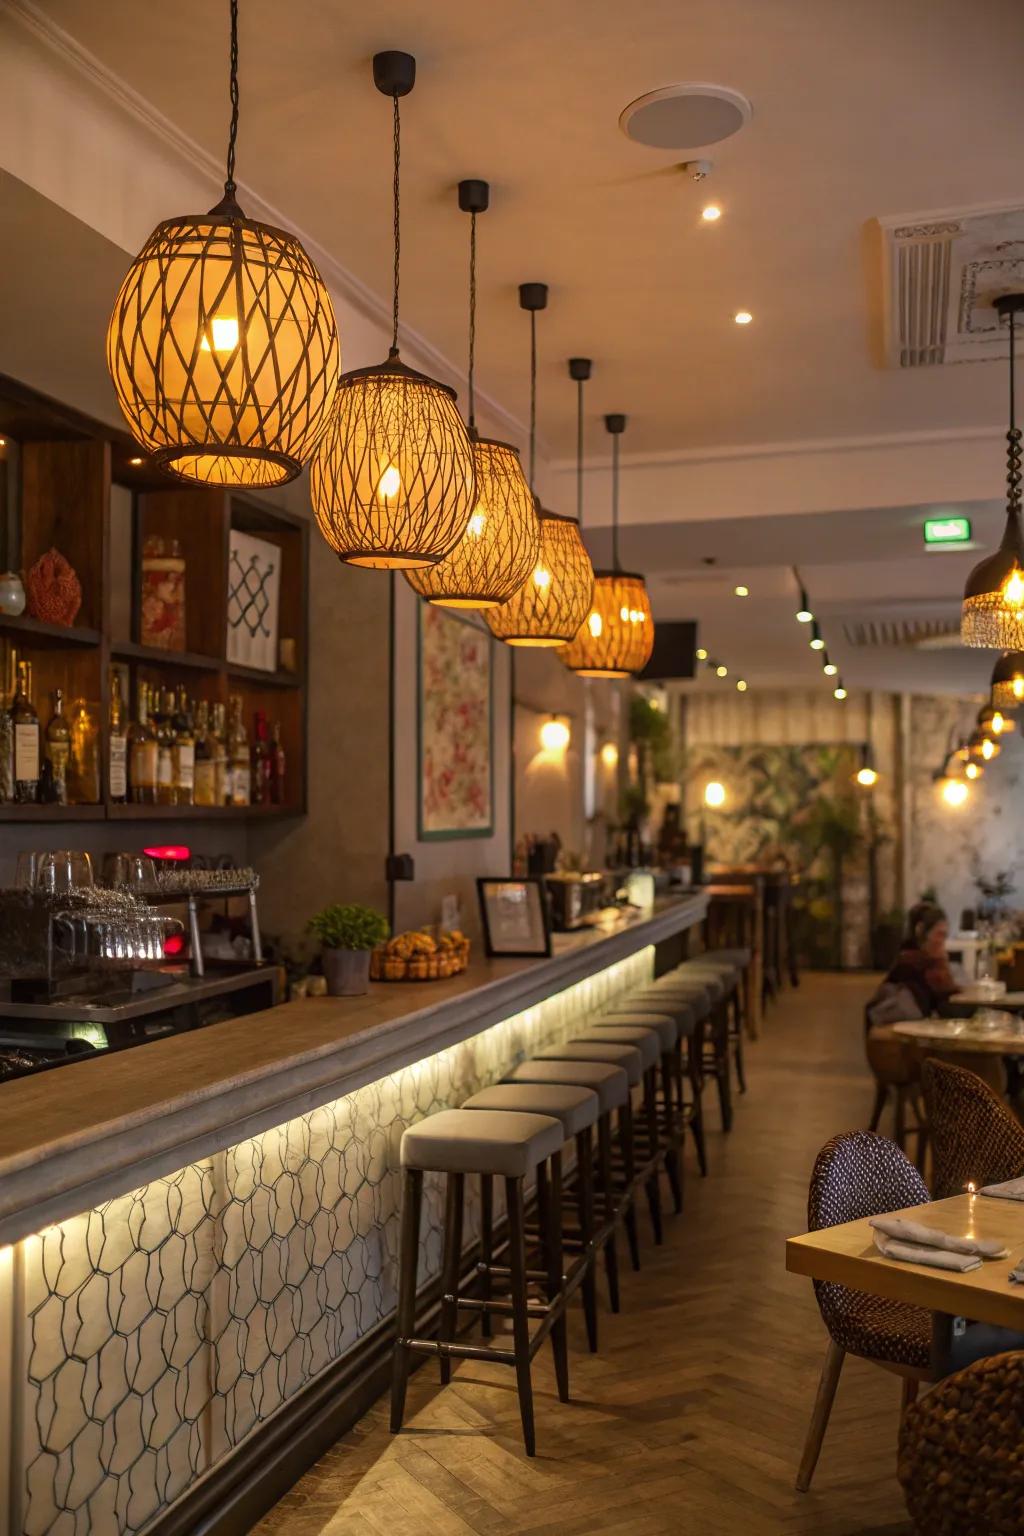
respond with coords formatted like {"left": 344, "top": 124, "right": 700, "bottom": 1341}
{"left": 559, "top": 413, "right": 654, "bottom": 677}
{"left": 991, "top": 650, "right": 1024, "bottom": 710}
{"left": 107, "top": 0, "right": 339, "bottom": 487}
{"left": 406, "top": 182, "right": 539, "bottom": 606}
{"left": 311, "top": 53, "right": 475, "bottom": 569}
{"left": 484, "top": 285, "right": 594, "bottom": 645}
{"left": 962, "top": 294, "right": 1024, "bottom": 646}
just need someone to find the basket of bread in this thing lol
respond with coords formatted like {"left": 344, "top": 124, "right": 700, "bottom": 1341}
{"left": 370, "top": 928, "right": 471, "bottom": 982}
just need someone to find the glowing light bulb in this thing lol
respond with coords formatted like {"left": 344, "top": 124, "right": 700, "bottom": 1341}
{"left": 942, "top": 778, "right": 969, "bottom": 807}
{"left": 378, "top": 464, "right": 402, "bottom": 500}
{"left": 833, "top": 685, "right": 847, "bottom": 700}
{"left": 540, "top": 717, "right": 570, "bottom": 752}
{"left": 810, "top": 636, "right": 825, "bottom": 651}
{"left": 991, "top": 710, "right": 1014, "bottom": 734}
{"left": 701, "top": 205, "right": 722, "bottom": 222}
{"left": 1004, "top": 569, "right": 1024, "bottom": 607}
{"left": 855, "top": 767, "right": 878, "bottom": 788}
{"left": 734, "top": 311, "right": 753, "bottom": 325}
{"left": 200, "top": 315, "right": 240, "bottom": 353}
{"left": 736, "top": 679, "right": 748, "bottom": 692}
{"left": 467, "top": 510, "right": 487, "bottom": 538}
{"left": 734, "top": 584, "right": 749, "bottom": 597}
{"left": 588, "top": 611, "right": 603, "bottom": 638}
{"left": 981, "top": 737, "right": 996, "bottom": 759}
{"left": 533, "top": 565, "right": 551, "bottom": 590}
{"left": 796, "top": 609, "right": 813, "bottom": 623}
{"left": 965, "top": 760, "right": 982, "bottom": 779}
{"left": 600, "top": 742, "right": 619, "bottom": 769}
{"left": 716, "top": 665, "right": 728, "bottom": 677}
{"left": 823, "top": 662, "right": 838, "bottom": 677}
{"left": 696, "top": 647, "right": 708, "bottom": 661}
{"left": 704, "top": 781, "right": 726, "bottom": 808}
{"left": 1014, "top": 677, "right": 1024, "bottom": 701}
{"left": 129, "top": 456, "right": 143, "bottom": 466}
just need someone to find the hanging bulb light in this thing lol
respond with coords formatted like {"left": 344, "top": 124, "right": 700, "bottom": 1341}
{"left": 559, "top": 408, "right": 655, "bottom": 677}
{"left": 107, "top": 0, "right": 339, "bottom": 487}
{"left": 979, "top": 704, "right": 1015, "bottom": 736}
{"left": 793, "top": 567, "right": 813, "bottom": 623}
{"left": 941, "top": 774, "right": 969, "bottom": 807}
{"left": 484, "top": 286, "right": 594, "bottom": 645}
{"left": 406, "top": 182, "right": 538, "bottom": 606}
{"left": 991, "top": 650, "right": 1024, "bottom": 710}
{"left": 962, "top": 294, "right": 1024, "bottom": 645}
{"left": 311, "top": 52, "right": 475, "bottom": 568}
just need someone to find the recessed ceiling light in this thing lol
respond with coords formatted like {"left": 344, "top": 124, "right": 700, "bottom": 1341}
{"left": 734, "top": 584, "right": 749, "bottom": 597}
{"left": 702, "top": 204, "right": 722, "bottom": 222}
{"left": 734, "top": 310, "right": 753, "bottom": 325}
{"left": 736, "top": 678, "right": 747, "bottom": 692}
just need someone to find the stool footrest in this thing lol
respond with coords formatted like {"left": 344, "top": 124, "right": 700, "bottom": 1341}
{"left": 402, "top": 1337, "right": 516, "bottom": 1365}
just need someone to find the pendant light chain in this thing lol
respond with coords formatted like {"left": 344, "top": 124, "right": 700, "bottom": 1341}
{"left": 391, "top": 93, "right": 401, "bottom": 353}
{"left": 611, "top": 430, "right": 621, "bottom": 572}
{"left": 224, "top": 0, "right": 240, "bottom": 197}
{"left": 467, "top": 210, "right": 477, "bottom": 431}
{"left": 1009, "top": 306, "right": 1021, "bottom": 523}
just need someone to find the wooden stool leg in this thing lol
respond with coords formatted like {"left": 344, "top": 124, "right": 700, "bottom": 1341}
{"left": 575, "top": 1127, "right": 599, "bottom": 1352}
{"left": 713, "top": 1005, "right": 733, "bottom": 1133}
{"left": 661, "top": 1053, "right": 683, "bottom": 1214}
{"left": 438, "top": 1171, "right": 464, "bottom": 1385}
{"left": 732, "top": 995, "right": 748, "bottom": 1094}
{"left": 867, "top": 1081, "right": 887, "bottom": 1133}
{"left": 686, "top": 1034, "right": 709, "bottom": 1177}
{"left": 642, "top": 1069, "right": 664, "bottom": 1243}
{"left": 597, "top": 1115, "right": 621, "bottom": 1313}
{"left": 479, "top": 1173, "right": 493, "bottom": 1339}
{"left": 390, "top": 1166, "right": 423, "bottom": 1433}
{"left": 546, "top": 1150, "right": 569, "bottom": 1402}
{"left": 619, "top": 1100, "right": 641, "bottom": 1272}
{"left": 795, "top": 1338, "right": 845, "bottom": 1492}
{"left": 505, "top": 1176, "right": 536, "bottom": 1456}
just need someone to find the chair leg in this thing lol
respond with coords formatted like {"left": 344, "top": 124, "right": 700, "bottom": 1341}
{"left": 479, "top": 1174, "right": 493, "bottom": 1339}
{"left": 868, "top": 1081, "right": 887, "bottom": 1133}
{"left": 661, "top": 1054, "right": 683, "bottom": 1214}
{"left": 576, "top": 1127, "right": 599, "bottom": 1351}
{"left": 505, "top": 1176, "right": 536, "bottom": 1456}
{"left": 894, "top": 1085, "right": 908, "bottom": 1151}
{"left": 390, "top": 1166, "right": 423, "bottom": 1433}
{"left": 795, "top": 1338, "right": 845, "bottom": 1492}
{"left": 438, "top": 1172, "right": 464, "bottom": 1385}
{"left": 619, "top": 1101, "right": 641, "bottom": 1272}
{"left": 597, "top": 1116, "right": 621, "bottom": 1313}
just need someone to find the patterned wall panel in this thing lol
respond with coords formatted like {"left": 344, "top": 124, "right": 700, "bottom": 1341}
{"left": 11, "top": 951, "right": 651, "bottom": 1535}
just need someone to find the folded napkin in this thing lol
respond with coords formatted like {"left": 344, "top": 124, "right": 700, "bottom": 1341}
{"left": 870, "top": 1215, "right": 1008, "bottom": 1260}
{"left": 981, "top": 1176, "right": 1024, "bottom": 1203}
{"left": 1010, "top": 1260, "right": 1024, "bottom": 1285}
{"left": 872, "top": 1232, "right": 981, "bottom": 1272}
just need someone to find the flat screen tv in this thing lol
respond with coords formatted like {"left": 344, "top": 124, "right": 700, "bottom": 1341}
{"left": 639, "top": 620, "right": 697, "bottom": 680}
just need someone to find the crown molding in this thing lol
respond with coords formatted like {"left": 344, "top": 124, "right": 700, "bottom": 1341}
{"left": 3, "top": 0, "right": 528, "bottom": 448}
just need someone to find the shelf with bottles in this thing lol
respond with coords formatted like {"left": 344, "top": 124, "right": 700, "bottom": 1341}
{"left": 226, "top": 682, "right": 303, "bottom": 817}
{"left": 0, "top": 636, "right": 104, "bottom": 812}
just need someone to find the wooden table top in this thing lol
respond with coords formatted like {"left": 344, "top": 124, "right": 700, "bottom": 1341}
{"left": 787, "top": 1193, "right": 1024, "bottom": 1331}
{"left": 892, "top": 1018, "right": 1024, "bottom": 1056}
{"left": 951, "top": 988, "right": 1024, "bottom": 1009}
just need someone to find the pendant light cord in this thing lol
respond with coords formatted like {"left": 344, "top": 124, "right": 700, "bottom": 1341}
{"left": 1009, "top": 306, "right": 1021, "bottom": 522}
{"left": 224, "top": 0, "right": 240, "bottom": 197}
{"left": 611, "top": 431, "right": 621, "bottom": 572}
{"left": 576, "top": 378, "right": 584, "bottom": 527}
{"left": 528, "top": 310, "right": 537, "bottom": 495}
{"left": 467, "top": 211, "right": 477, "bottom": 431}
{"left": 391, "top": 94, "right": 401, "bottom": 353}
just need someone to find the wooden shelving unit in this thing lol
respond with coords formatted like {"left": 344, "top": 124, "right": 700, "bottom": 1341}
{"left": 0, "top": 372, "right": 309, "bottom": 826}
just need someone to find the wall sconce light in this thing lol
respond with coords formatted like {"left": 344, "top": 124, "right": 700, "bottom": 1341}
{"left": 540, "top": 716, "right": 571, "bottom": 752}
{"left": 703, "top": 780, "right": 726, "bottom": 808}
{"left": 600, "top": 741, "right": 619, "bottom": 769}
{"left": 941, "top": 777, "right": 969, "bottom": 807}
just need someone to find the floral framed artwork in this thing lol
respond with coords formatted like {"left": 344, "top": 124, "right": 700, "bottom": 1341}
{"left": 418, "top": 603, "right": 494, "bottom": 840}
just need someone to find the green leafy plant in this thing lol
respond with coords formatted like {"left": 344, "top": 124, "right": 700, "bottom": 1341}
{"left": 306, "top": 903, "right": 390, "bottom": 952}
{"left": 628, "top": 695, "right": 677, "bottom": 783}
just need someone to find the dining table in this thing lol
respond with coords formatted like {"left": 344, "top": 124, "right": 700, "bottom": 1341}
{"left": 950, "top": 987, "right": 1024, "bottom": 1012}
{"left": 892, "top": 1017, "right": 1024, "bottom": 1057}
{"left": 787, "top": 1191, "right": 1024, "bottom": 1373}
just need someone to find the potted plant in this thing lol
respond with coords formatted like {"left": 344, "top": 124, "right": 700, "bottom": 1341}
{"left": 306, "top": 903, "right": 389, "bottom": 997}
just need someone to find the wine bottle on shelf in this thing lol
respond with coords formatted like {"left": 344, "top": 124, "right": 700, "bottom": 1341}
{"left": 227, "top": 695, "right": 250, "bottom": 806}
{"left": 0, "top": 646, "right": 15, "bottom": 804}
{"left": 193, "top": 700, "right": 217, "bottom": 807}
{"left": 67, "top": 699, "right": 100, "bottom": 804}
{"left": 172, "top": 685, "right": 195, "bottom": 806}
{"left": 128, "top": 682, "right": 158, "bottom": 805}
{"left": 251, "top": 709, "right": 271, "bottom": 806}
{"left": 155, "top": 685, "right": 175, "bottom": 806}
{"left": 108, "top": 669, "right": 128, "bottom": 804}
{"left": 12, "top": 660, "right": 40, "bottom": 804}
{"left": 269, "top": 720, "right": 286, "bottom": 807}
{"left": 43, "top": 688, "right": 71, "bottom": 805}
{"left": 211, "top": 702, "right": 230, "bottom": 805}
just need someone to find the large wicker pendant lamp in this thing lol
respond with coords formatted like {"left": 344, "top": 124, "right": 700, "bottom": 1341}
{"left": 311, "top": 53, "right": 475, "bottom": 569}
{"left": 484, "top": 285, "right": 594, "bottom": 646}
{"left": 106, "top": 0, "right": 339, "bottom": 488}
{"left": 406, "top": 182, "right": 539, "bottom": 606}
{"left": 991, "top": 650, "right": 1024, "bottom": 709}
{"left": 559, "top": 411, "right": 654, "bottom": 677}
{"left": 962, "top": 294, "right": 1024, "bottom": 645}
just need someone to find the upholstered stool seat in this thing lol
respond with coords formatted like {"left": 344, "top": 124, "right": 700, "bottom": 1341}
{"left": 575, "top": 1025, "right": 660, "bottom": 1072}
{"left": 671, "top": 966, "right": 728, "bottom": 1002}
{"left": 507, "top": 1058, "right": 628, "bottom": 1113}
{"left": 705, "top": 946, "right": 752, "bottom": 969}
{"left": 536, "top": 1040, "right": 644, "bottom": 1086}
{"left": 400, "top": 1108, "right": 563, "bottom": 1177}
{"left": 462, "top": 1083, "right": 600, "bottom": 1137}
{"left": 635, "top": 982, "right": 713, "bottom": 1019}
{"left": 597, "top": 1009, "right": 679, "bottom": 1050}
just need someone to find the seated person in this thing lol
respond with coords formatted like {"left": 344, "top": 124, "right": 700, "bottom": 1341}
{"left": 867, "top": 902, "right": 957, "bottom": 1027}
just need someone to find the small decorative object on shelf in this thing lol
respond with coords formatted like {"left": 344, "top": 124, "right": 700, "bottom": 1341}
{"left": 306, "top": 902, "right": 390, "bottom": 997}
{"left": 227, "top": 530, "right": 279, "bottom": 673}
{"left": 140, "top": 534, "right": 186, "bottom": 651}
{"left": 0, "top": 571, "right": 26, "bottom": 616}
{"left": 24, "top": 548, "right": 82, "bottom": 628}
{"left": 370, "top": 928, "right": 470, "bottom": 982}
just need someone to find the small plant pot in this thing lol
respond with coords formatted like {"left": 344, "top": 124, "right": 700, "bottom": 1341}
{"left": 322, "top": 948, "right": 372, "bottom": 998}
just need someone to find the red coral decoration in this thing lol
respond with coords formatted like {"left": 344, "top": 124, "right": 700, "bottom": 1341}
{"left": 25, "top": 548, "right": 82, "bottom": 627}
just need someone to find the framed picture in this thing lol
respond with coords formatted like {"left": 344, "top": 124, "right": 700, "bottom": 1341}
{"left": 418, "top": 603, "right": 493, "bottom": 840}
{"left": 227, "top": 529, "right": 280, "bottom": 673}
{"left": 477, "top": 878, "right": 552, "bottom": 958}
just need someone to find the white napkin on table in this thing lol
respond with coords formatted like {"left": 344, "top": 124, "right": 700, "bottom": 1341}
{"left": 869, "top": 1215, "right": 1008, "bottom": 1268}
{"left": 871, "top": 1232, "right": 982, "bottom": 1272}
{"left": 981, "top": 1176, "right": 1024, "bottom": 1203}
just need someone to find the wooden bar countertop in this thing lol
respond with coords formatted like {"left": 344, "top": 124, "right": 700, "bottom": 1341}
{"left": 0, "top": 891, "right": 707, "bottom": 1245}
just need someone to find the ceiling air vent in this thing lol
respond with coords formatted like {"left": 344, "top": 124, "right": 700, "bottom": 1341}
{"left": 841, "top": 617, "right": 962, "bottom": 649}
{"left": 879, "top": 202, "right": 1024, "bottom": 367}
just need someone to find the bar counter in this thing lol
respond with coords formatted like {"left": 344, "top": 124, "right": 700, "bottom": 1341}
{"left": 0, "top": 892, "right": 705, "bottom": 1536}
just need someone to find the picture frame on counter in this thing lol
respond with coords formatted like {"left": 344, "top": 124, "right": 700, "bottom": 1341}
{"left": 477, "top": 877, "right": 552, "bottom": 958}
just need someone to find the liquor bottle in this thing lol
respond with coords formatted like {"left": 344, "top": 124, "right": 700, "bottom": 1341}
{"left": 67, "top": 699, "right": 100, "bottom": 804}
{"left": 172, "top": 686, "right": 195, "bottom": 806}
{"left": 0, "top": 647, "right": 15, "bottom": 803}
{"left": 211, "top": 702, "right": 230, "bottom": 805}
{"left": 155, "top": 685, "right": 175, "bottom": 806}
{"left": 269, "top": 720, "right": 286, "bottom": 807}
{"left": 43, "top": 688, "right": 71, "bottom": 805}
{"left": 108, "top": 669, "right": 128, "bottom": 804}
{"left": 251, "top": 709, "right": 271, "bottom": 806}
{"left": 227, "top": 695, "right": 250, "bottom": 806}
{"left": 11, "top": 660, "right": 40, "bottom": 804}
{"left": 128, "top": 682, "right": 159, "bottom": 805}
{"left": 193, "top": 700, "right": 217, "bottom": 807}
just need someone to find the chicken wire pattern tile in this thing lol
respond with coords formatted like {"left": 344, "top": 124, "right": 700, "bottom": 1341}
{"left": 15, "top": 952, "right": 650, "bottom": 1535}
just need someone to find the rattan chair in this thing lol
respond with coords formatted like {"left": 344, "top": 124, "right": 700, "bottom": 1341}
{"left": 898, "top": 1350, "right": 1024, "bottom": 1534}
{"left": 921, "top": 1057, "right": 1024, "bottom": 1200}
{"left": 796, "top": 1131, "right": 932, "bottom": 1492}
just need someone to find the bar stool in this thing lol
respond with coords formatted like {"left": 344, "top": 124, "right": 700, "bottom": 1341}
{"left": 575, "top": 1022, "right": 666, "bottom": 1241}
{"left": 593, "top": 1008, "right": 684, "bottom": 1212}
{"left": 506, "top": 1058, "right": 629, "bottom": 1315}
{"left": 660, "top": 967, "right": 736, "bottom": 1129}
{"left": 627, "top": 985, "right": 711, "bottom": 1172}
{"left": 391, "top": 1107, "right": 565, "bottom": 1456}
{"left": 534, "top": 1040, "right": 646, "bottom": 1269}
{"left": 680, "top": 958, "right": 746, "bottom": 1100}
{"left": 461, "top": 1082, "right": 602, "bottom": 1351}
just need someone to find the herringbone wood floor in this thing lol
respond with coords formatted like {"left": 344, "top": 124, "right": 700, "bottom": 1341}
{"left": 255, "top": 972, "right": 914, "bottom": 1536}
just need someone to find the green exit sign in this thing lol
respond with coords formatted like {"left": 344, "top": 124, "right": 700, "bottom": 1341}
{"left": 924, "top": 515, "right": 972, "bottom": 547}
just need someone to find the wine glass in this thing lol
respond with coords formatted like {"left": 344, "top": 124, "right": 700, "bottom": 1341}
{"left": 37, "top": 851, "right": 94, "bottom": 894}
{"left": 14, "top": 851, "right": 44, "bottom": 888}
